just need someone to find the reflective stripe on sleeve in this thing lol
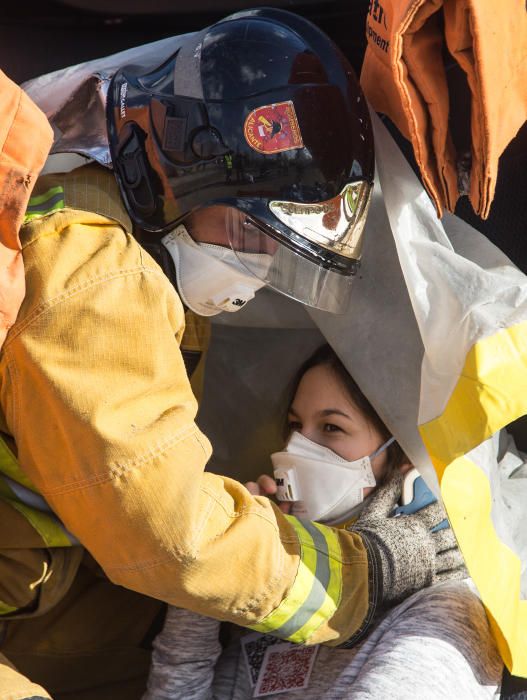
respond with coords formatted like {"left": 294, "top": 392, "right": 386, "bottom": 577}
{"left": 24, "top": 185, "right": 65, "bottom": 223}
{"left": 0, "top": 437, "right": 36, "bottom": 491}
{"left": 0, "top": 476, "right": 74, "bottom": 548}
{"left": 0, "top": 601, "right": 17, "bottom": 615}
{"left": 249, "top": 515, "right": 342, "bottom": 643}
{"left": 0, "top": 437, "right": 77, "bottom": 548}
{"left": 9, "top": 499, "right": 75, "bottom": 548}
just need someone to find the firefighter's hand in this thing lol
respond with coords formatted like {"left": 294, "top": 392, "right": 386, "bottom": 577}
{"left": 245, "top": 475, "right": 291, "bottom": 513}
{"left": 351, "top": 472, "right": 467, "bottom": 604}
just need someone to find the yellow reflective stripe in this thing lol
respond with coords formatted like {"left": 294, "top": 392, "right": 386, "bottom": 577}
{"left": 24, "top": 199, "right": 65, "bottom": 223}
{"left": 0, "top": 437, "right": 73, "bottom": 548}
{"left": 442, "top": 457, "right": 527, "bottom": 676}
{"left": 321, "top": 524, "right": 342, "bottom": 605}
{"left": 24, "top": 185, "right": 65, "bottom": 223}
{"left": 249, "top": 516, "right": 342, "bottom": 643}
{"left": 0, "top": 475, "right": 13, "bottom": 500}
{"left": 290, "top": 522, "right": 342, "bottom": 643}
{"left": 0, "top": 436, "right": 36, "bottom": 491}
{"left": 0, "top": 600, "right": 17, "bottom": 615}
{"left": 0, "top": 474, "right": 71, "bottom": 547}
{"left": 250, "top": 518, "right": 317, "bottom": 635}
{"left": 27, "top": 185, "right": 63, "bottom": 207}
{"left": 419, "top": 321, "right": 527, "bottom": 676}
{"left": 9, "top": 500, "right": 71, "bottom": 548}
{"left": 420, "top": 321, "right": 527, "bottom": 480}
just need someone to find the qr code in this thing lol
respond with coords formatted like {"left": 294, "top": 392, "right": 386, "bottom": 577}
{"left": 254, "top": 643, "right": 318, "bottom": 697}
{"left": 241, "top": 633, "right": 281, "bottom": 686}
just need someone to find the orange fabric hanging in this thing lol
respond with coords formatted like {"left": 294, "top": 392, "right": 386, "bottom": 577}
{"left": 0, "top": 70, "right": 52, "bottom": 348}
{"left": 360, "top": 0, "right": 527, "bottom": 219}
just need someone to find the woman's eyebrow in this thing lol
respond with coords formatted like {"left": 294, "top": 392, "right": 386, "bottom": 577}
{"left": 320, "top": 408, "right": 353, "bottom": 420}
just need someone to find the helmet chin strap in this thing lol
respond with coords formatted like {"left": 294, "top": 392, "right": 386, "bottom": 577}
{"left": 162, "top": 224, "right": 266, "bottom": 316}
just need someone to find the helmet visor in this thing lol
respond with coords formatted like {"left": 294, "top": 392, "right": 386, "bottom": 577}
{"left": 225, "top": 208, "right": 356, "bottom": 314}
{"left": 269, "top": 181, "right": 372, "bottom": 260}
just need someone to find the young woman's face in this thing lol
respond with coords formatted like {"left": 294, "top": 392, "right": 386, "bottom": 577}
{"left": 288, "top": 364, "right": 389, "bottom": 489}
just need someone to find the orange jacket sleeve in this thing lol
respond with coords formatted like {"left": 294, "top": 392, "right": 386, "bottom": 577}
{"left": 360, "top": 0, "right": 527, "bottom": 219}
{"left": 0, "top": 70, "right": 52, "bottom": 346}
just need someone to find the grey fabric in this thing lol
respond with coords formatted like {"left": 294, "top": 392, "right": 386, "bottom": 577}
{"left": 351, "top": 473, "right": 466, "bottom": 603}
{"left": 143, "top": 580, "right": 502, "bottom": 699}
{"left": 144, "top": 609, "right": 221, "bottom": 700}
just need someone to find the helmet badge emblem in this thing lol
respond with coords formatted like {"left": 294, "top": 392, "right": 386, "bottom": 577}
{"left": 243, "top": 101, "right": 303, "bottom": 154}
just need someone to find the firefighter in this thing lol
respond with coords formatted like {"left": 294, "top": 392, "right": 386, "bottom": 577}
{"left": 0, "top": 9, "right": 463, "bottom": 699}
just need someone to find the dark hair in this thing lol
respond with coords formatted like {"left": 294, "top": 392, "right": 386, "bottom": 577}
{"left": 286, "top": 344, "right": 409, "bottom": 482}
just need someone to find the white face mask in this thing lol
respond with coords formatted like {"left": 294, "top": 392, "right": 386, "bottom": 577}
{"left": 271, "top": 431, "right": 395, "bottom": 524}
{"left": 162, "top": 225, "right": 268, "bottom": 316}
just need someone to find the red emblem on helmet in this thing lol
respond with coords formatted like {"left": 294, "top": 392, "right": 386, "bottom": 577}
{"left": 243, "top": 101, "right": 304, "bottom": 154}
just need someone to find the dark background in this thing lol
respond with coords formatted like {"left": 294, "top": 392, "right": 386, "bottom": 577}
{"left": 1, "top": 0, "right": 368, "bottom": 84}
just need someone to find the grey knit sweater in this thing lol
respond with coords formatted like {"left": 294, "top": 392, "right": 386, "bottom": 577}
{"left": 143, "top": 580, "right": 502, "bottom": 700}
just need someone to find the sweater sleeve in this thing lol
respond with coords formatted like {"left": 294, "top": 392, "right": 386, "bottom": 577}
{"left": 143, "top": 607, "right": 221, "bottom": 700}
{"left": 0, "top": 210, "right": 374, "bottom": 646}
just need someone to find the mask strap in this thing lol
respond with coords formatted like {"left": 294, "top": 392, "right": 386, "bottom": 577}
{"left": 369, "top": 436, "right": 396, "bottom": 460}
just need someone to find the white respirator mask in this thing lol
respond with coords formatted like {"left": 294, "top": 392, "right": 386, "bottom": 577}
{"left": 162, "top": 224, "right": 268, "bottom": 316}
{"left": 271, "top": 431, "right": 395, "bottom": 524}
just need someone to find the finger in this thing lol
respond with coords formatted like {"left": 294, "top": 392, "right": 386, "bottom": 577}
{"left": 245, "top": 481, "right": 261, "bottom": 496}
{"left": 257, "top": 474, "right": 278, "bottom": 496}
{"left": 411, "top": 500, "right": 449, "bottom": 531}
{"left": 359, "top": 471, "right": 404, "bottom": 521}
{"left": 432, "top": 527, "right": 459, "bottom": 554}
{"left": 435, "top": 566, "right": 468, "bottom": 583}
{"left": 435, "top": 547, "right": 465, "bottom": 574}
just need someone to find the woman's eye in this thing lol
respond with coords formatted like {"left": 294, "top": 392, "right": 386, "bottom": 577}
{"left": 323, "top": 423, "right": 342, "bottom": 433}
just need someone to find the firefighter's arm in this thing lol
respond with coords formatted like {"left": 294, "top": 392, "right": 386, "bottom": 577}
{"left": 3, "top": 214, "right": 377, "bottom": 645}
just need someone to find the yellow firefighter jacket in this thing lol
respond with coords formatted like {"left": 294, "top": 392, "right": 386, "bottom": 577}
{"left": 0, "top": 164, "right": 373, "bottom": 661}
